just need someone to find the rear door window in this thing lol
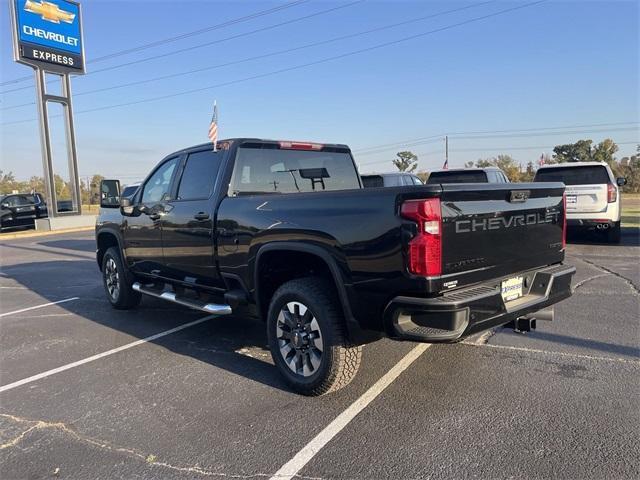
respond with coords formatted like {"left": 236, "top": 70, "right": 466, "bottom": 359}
{"left": 177, "top": 150, "right": 222, "bottom": 200}
{"left": 534, "top": 166, "right": 610, "bottom": 185}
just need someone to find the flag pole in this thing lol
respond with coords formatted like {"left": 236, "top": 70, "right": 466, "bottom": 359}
{"left": 445, "top": 135, "right": 448, "bottom": 169}
{"left": 213, "top": 100, "right": 218, "bottom": 152}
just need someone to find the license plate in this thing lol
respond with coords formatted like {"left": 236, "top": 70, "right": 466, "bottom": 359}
{"left": 566, "top": 195, "right": 577, "bottom": 205}
{"left": 501, "top": 276, "right": 523, "bottom": 302}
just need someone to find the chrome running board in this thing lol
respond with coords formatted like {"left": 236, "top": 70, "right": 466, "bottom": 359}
{"left": 132, "top": 282, "right": 232, "bottom": 315}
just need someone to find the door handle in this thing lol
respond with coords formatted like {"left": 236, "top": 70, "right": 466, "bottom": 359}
{"left": 193, "top": 212, "right": 210, "bottom": 220}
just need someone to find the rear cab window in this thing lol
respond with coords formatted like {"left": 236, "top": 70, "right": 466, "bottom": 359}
{"left": 534, "top": 166, "right": 610, "bottom": 185}
{"left": 230, "top": 144, "right": 361, "bottom": 195}
{"left": 427, "top": 171, "right": 488, "bottom": 184}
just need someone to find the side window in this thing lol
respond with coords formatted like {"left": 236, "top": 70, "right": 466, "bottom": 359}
{"left": 176, "top": 151, "right": 222, "bottom": 200}
{"left": 3, "top": 196, "right": 17, "bottom": 207}
{"left": 387, "top": 176, "right": 401, "bottom": 187}
{"left": 412, "top": 175, "right": 423, "bottom": 185}
{"left": 401, "top": 175, "right": 414, "bottom": 186}
{"left": 487, "top": 171, "right": 500, "bottom": 183}
{"left": 141, "top": 157, "right": 179, "bottom": 204}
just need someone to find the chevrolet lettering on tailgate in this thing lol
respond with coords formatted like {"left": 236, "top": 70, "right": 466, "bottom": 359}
{"left": 455, "top": 211, "right": 560, "bottom": 234}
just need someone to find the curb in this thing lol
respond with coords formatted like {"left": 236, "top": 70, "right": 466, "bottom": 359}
{"left": 0, "top": 225, "right": 94, "bottom": 241}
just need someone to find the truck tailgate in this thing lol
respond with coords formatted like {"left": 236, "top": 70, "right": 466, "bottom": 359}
{"left": 439, "top": 182, "right": 565, "bottom": 289}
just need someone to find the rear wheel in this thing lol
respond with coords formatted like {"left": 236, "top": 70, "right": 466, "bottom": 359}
{"left": 267, "top": 277, "right": 362, "bottom": 396}
{"left": 607, "top": 222, "right": 621, "bottom": 243}
{"left": 102, "top": 247, "right": 141, "bottom": 309}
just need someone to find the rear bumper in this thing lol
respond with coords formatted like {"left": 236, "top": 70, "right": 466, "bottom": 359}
{"left": 567, "top": 219, "right": 617, "bottom": 229}
{"left": 385, "top": 264, "right": 575, "bottom": 342}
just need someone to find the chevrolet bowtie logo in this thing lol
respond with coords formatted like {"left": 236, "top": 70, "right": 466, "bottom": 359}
{"left": 24, "top": 0, "right": 75, "bottom": 24}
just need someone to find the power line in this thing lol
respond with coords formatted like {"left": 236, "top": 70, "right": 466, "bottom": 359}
{"left": 357, "top": 140, "right": 640, "bottom": 169}
{"left": 0, "top": 0, "right": 365, "bottom": 95}
{"left": 354, "top": 121, "right": 640, "bottom": 154}
{"left": 2, "top": 0, "right": 549, "bottom": 127}
{"left": 0, "top": 0, "right": 312, "bottom": 87}
{"left": 451, "top": 140, "right": 639, "bottom": 152}
{"left": 1, "top": 0, "right": 497, "bottom": 110}
{"left": 355, "top": 125, "right": 640, "bottom": 157}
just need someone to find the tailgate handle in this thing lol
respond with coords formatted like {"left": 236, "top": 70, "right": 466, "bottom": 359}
{"left": 509, "top": 190, "right": 530, "bottom": 203}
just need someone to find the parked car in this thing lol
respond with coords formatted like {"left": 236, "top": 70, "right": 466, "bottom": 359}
{"left": 97, "top": 138, "right": 574, "bottom": 395}
{"left": 534, "top": 162, "right": 626, "bottom": 242}
{"left": 361, "top": 172, "right": 423, "bottom": 187}
{"left": 0, "top": 193, "right": 47, "bottom": 230}
{"left": 120, "top": 182, "right": 141, "bottom": 200}
{"left": 426, "top": 167, "right": 509, "bottom": 184}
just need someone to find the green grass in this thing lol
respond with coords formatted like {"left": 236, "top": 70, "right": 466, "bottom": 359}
{"left": 622, "top": 203, "right": 640, "bottom": 228}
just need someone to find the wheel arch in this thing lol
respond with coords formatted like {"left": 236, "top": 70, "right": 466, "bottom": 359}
{"left": 254, "top": 243, "right": 358, "bottom": 336}
{"left": 96, "top": 229, "right": 122, "bottom": 270}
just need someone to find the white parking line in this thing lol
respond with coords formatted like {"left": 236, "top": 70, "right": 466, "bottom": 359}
{"left": 269, "top": 343, "right": 431, "bottom": 480}
{"left": 0, "top": 297, "right": 79, "bottom": 318}
{"left": 461, "top": 341, "right": 640, "bottom": 364}
{"left": 0, "top": 315, "right": 215, "bottom": 394}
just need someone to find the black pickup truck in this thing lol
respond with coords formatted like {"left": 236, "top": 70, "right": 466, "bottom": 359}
{"left": 97, "top": 138, "right": 575, "bottom": 395}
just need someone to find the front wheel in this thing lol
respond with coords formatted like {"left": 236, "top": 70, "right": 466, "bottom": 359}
{"left": 267, "top": 277, "right": 362, "bottom": 396}
{"left": 102, "top": 247, "right": 141, "bottom": 309}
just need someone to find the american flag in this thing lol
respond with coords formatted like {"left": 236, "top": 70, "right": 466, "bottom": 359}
{"left": 208, "top": 102, "right": 218, "bottom": 151}
{"left": 538, "top": 153, "right": 545, "bottom": 166}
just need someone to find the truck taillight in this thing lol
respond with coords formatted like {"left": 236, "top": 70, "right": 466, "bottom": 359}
{"left": 607, "top": 183, "right": 617, "bottom": 203}
{"left": 400, "top": 198, "right": 442, "bottom": 277}
{"left": 562, "top": 192, "right": 567, "bottom": 250}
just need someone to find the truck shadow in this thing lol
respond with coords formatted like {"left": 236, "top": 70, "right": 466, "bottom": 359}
{"left": 500, "top": 327, "right": 640, "bottom": 359}
{"left": 39, "top": 239, "right": 97, "bottom": 253}
{"left": 567, "top": 226, "right": 639, "bottom": 247}
{"left": 1, "top": 259, "right": 291, "bottom": 393}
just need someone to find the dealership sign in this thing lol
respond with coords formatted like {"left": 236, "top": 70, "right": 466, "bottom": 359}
{"left": 10, "top": 0, "right": 85, "bottom": 74}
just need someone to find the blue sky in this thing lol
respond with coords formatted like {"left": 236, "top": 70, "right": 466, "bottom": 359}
{"left": 1, "top": 0, "right": 638, "bottom": 183}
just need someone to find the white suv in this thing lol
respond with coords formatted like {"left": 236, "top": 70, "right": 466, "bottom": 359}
{"left": 534, "top": 162, "right": 627, "bottom": 243}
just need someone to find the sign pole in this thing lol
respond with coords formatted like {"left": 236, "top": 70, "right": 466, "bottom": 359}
{"left": 34, "top": 68, "right": 57, "bottom": 218}
{"left": 62, "top": 73, "right": 82, "bottom": 214}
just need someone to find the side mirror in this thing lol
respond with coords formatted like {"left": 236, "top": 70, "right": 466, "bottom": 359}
{"left": 119, "top": 196, "right": 138, "bottom": 216}
{"left": 100, "top": 179, "right": 121, "bottom": 208}
{"left": 616, "top": 177, "right": 627, "bottom": 187}
{"left": 1, "top": 203, "right": 9, "bottom": 209}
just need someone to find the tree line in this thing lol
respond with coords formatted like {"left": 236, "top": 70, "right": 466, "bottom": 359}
{"left": 391, "top": 139, "right": 640, "bottom": 192}
{"left": 0, "top": 172, "right": 104, "bottom": 204}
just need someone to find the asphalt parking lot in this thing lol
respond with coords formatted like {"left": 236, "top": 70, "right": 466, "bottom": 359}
{"left": 0, "top": 229, "right": 638, "bottom": 479}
